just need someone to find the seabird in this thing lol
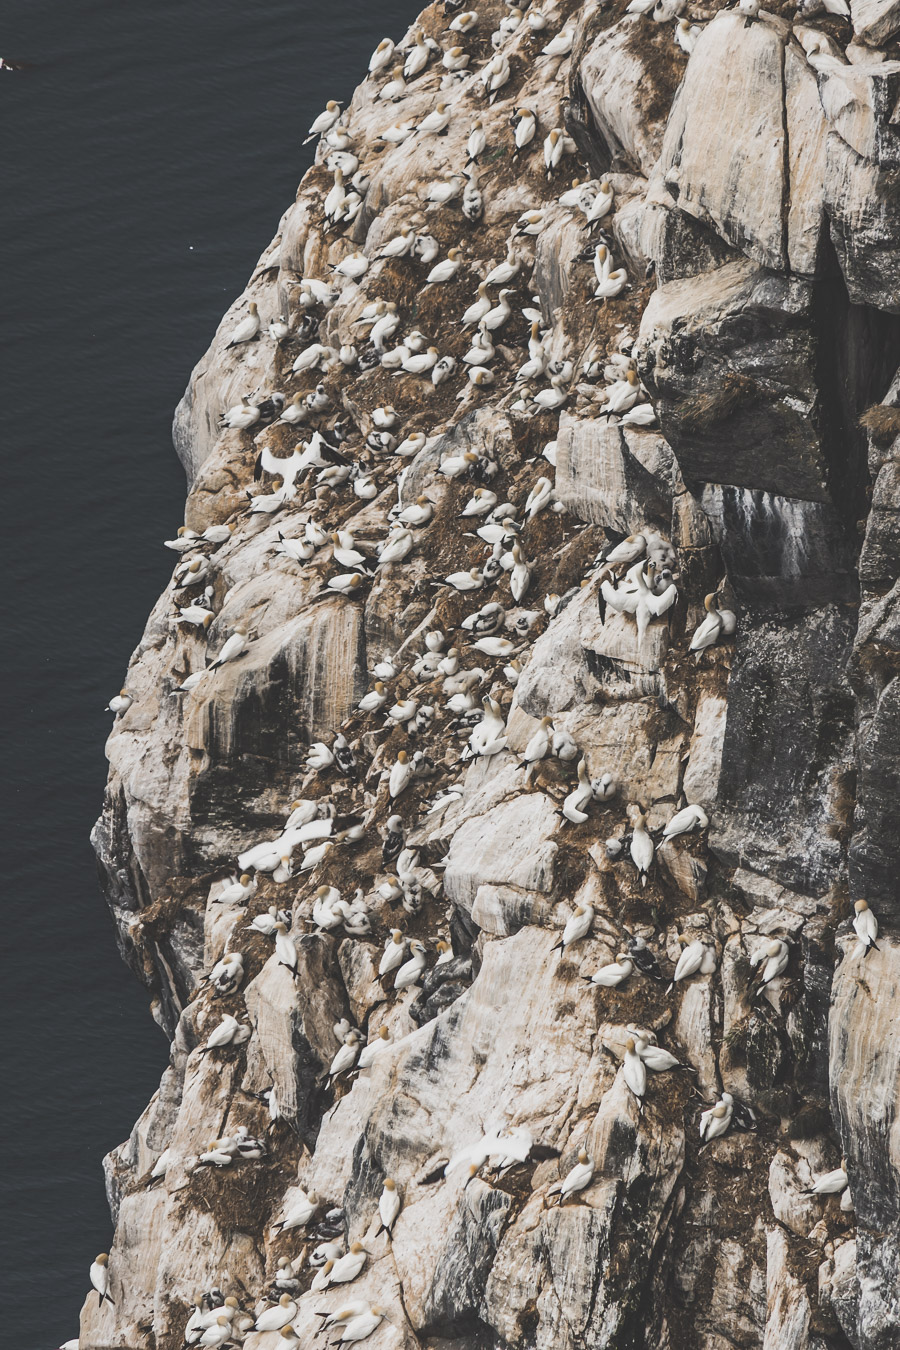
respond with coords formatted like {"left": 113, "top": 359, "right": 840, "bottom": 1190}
{"left": 852, "top": 899, "right": 879, "bottom": 956}
{"left": 556, "top": 1150, "right": 594, "bottom": 1201}
{"left": 329, "top": 1029, "right": 363, "bottom": 1076}
{"left": 628, "top": 806, "right": 654, "bottom": 886}
{"left": 803, "top": 1161, "right": 848, "bottom": 1197}
{"left": 662, "top": 804, "right": 709, "bottom": 839}
{"left": 395, "top": 939, "right": 427, "bottom": 988}
{"left": 255, "top": 1295, "right": 298, "bottom": 1332}
{"left": 553, "top": 904, "right": 594, "bottom": 953}
{"left": 332, "top": 1306, "right": 387, "bottom": 1343}
{"left": 404, "top": 28, "right": 431, "bottom": 77}
{"left": 622, "top": 1037, "right": 647, "bottom": 1098}
{"left": 105, "top": 688, "right": 133, "bottom": 715}
{"left": 585, "top": 953, "right": 633, "bottom": 987}
{"left": 272, "top": 1189, "right": 321, "bottom": 1232}
{"left": 369, "top": 37, "right": 395, "bottom": 73}
{"left": 668, "top": 936, "right": 717, "bottom": 992}
{"left": 750, "top": 938, "right": 789, "bottom": 986}
{"left": 690, "top": 593, "right": 737, "bottom": 653}
{"left": 89, "top": 1254, "right": 113, "bottom": 1307}
{"left": 358, "top": 1027, "right": 392, "bottom": 1067}
{"left": 379, "top": 1178, "right": 401, "bottom": 1231}
{"left": 304, "top": 100, "right": 342, "bottom": 143}
{"left": 699, "top": 1093, "right": 733, "bottom": 1142}
{"left": 542, "top": 24, "right": 574, "bottom": 56}
{"left": 389, "top": 751, "right": 413, "bottom": 798}
{"left": 225, "top": 302, "right": 260, "bottom": 349}
{"left": 563, "top": 760, "right": 594, "bottom": 824}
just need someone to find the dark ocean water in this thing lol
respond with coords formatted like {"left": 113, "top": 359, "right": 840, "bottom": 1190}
{"left": 0, "top": 2, "right": 418, "bottom": 1343}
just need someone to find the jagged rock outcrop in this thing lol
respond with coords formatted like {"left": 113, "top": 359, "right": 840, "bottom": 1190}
{"left": 85, "top": 1, "right": 900, "bottom": 1349}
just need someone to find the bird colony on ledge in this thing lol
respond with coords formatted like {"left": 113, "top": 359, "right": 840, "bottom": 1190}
{"left": 83, "top": 0, "right": 900, "bottom": 1344}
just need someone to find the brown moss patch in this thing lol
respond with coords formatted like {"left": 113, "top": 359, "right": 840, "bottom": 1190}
{"left": 859, "top": 402, "right": 900, "bottom": 446}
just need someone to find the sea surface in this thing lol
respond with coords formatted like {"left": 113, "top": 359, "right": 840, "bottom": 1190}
{"left": 0, "top": 2, "right": 419, "bottom": 1343}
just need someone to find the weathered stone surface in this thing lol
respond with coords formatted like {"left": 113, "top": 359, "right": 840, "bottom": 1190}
{"left": 852, "top": 0, "right": 900, "bottom": 45}
{"left": 711, "top": 606, "right": 856, "bottom": 895}
{"left": 636, "top": 260, "right": 831, "bottom": 501}
{"left": 655, "top": 12, "right": 827, "bottom": 275}
{"left": 578, "top": 14, "right": 686, "bottom": 176}
{"left": 83, "top": 2, "right": 900, "bottom": 1348}
{"left": 825, "top": 133, "right": 900, "bottom": 313}
{"left": 555, "top": 414, "right": 677, "bottom": 532}
{"left": 830, "top": 939, "right": 900, "bottom": 1349}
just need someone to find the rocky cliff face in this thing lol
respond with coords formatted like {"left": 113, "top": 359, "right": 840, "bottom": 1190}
{"left": 85, "top": 2, "right": 900, "bottom": 1348}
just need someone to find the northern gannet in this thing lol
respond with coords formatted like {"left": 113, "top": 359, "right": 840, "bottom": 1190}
{"left": 442, "top": 45, "right": 470, "bottom": 71}
{"left": 333, "top": 1307, "right": 386, "bottom": 1343}
{"left": 520, "top": 716, "right": 553, "bottom": 769}
{"left": 462, "top": 283, "right": 492, "bottom": 326}
{"left": 586, "top": 954, "right": 634, "bottom": 987}
{"left": 389, "top": 750, "right": 413, "bottom": 798}
{"left": 200, "top": 1014, "right": 250, "bottom": 1053}
{"left": 208, "top": 625, "right": 247, "bottom": 670}
{"left": 601, "top": 560, "right": 677, "bottom": 648}
{"left": 255, "top": 1295, "right": 297, "bottom": 1332}
{"left": 556, "top": 1150, "right": 594, "bottom": 1201}
{"left": 481, "top": 288, "right": 513, "bottom": 331}
{"left": 358, "top": 1026, "right": 392, "bottom": 1068}
{"left": 273, "top": 922, "right": 298, "bottom": 971}
{"left": 379, "top": 1178, "right": 401, "bottom": 1231}
{"left": 563, "top": 760, "right": 594, "bottom": 824}
{"left": 668, "top": 936, "right": 717, "bottom": 991}
{"left": 426, "top": 174, "right": 464, "bottom": 205}
{"left": 225, "top": 302, "right": 260, "bottom": 349}
{"left": 426, "top": 247, "right": 462, "bottom": 284}
{"left": 630, "top": 1032, "right": 683, "bottom": 1072}
{"left": 481, "top": 51, "right": 510, "bottom": 98}
{"left": 418, "top": 103, "right": 451, "bottom": 135}
{"left": 273, "top": 1189, "right": 321, "bottom": 1231}
{"left": 198, "top": 1317, "right": 232, "bottom": 1346}
{"left": 330, "top": 1243, "right": 368, "bottom": 1285}
{"left": 105, "top": 689, "right": 133, "bottom": 715}
{"left": 628, "top": 935, "right": 663, "bottom": 981}
{"left": 524, "top": 476, "right": 553, "bottom": 517}
{"left": 467, "top": 697, "right": 508, "bottom": 756}
{"left": 803, "top": 1162, "right": 848, "bottom": 1196}
{"left": 89, "top": 1254, "right": 113, "bottom": 1307}
{"left": 403, "top": 346, "right": 440, "bottom": 374}
{"left": 329, "top": 1029, "right": 363, "bottom": 1076}
{"left": 404, "top": 28, "right": 431, "bottom": 77}
{"left": 380, "top": 66, "right": 407, "bottom": 102}
{"left": 316, "top": 1302, "right": 371, "bottom": 1331}
{"left": 333, "top": 251, "right": 369, "bottom": 279}
{"left": 603, "top": 369, "right": 641, "bottom": 415}
{"left": 222, "top": 396, "right": 260, "bottom": 430}
{"left": 432, "top": 354, "right": 457, "bottom": 385}
{"left": 750, "top": 938, "right": 789, "bottom": 986}
{"left": 467, "top": 120, "right": 487, "bottom": 162}
{"left": 208, "top": 951, "right": 244, "bottom": 996}
{"left": 533, "top": 377, "right": 569, "bottom": 411}
{"left": 369, "top": 38, "right": 395, "bottom": 73}
{"left": 675, "top": 18, "right": 703, "bottom": 52}
{"left": 662, "top": 803, "right": 709, "bottom": 839}
{"left": 622, "top": 1037, "right": 647, "bottom": 1098}
{"left": 542, "top": 24, "right": 574, "bottom": 56}
{"left": 553, "top": 904, "right": 594, "bottom": 953}
{"left": 304, "top": 100, "right": 342, "bottom": 143}
{"left": 512, "top": 108, "right": 537, "bottom": 152}
{"left": 852, "top": 899, "right": 879, "bottom": 956}
{"left": 626, "top": 805, "right": 654, "bottom": 886}
{"left": 395, "top": 938, "right": 427, "bottom": 988}
{"left": 689, "top": 593, "right": 736, "bottom": 653}
{"left": 699, "top": 1093, "right": 733, "bottom": 1142}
